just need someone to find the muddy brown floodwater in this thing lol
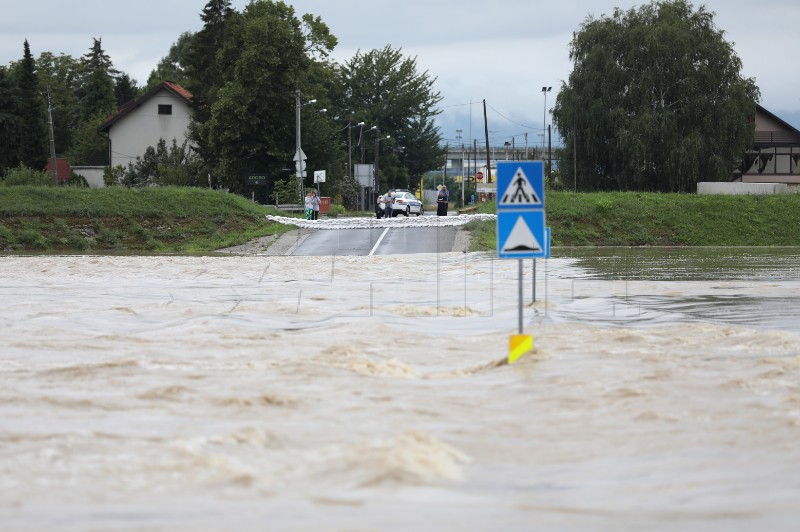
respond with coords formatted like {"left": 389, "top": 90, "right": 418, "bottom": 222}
{"left": 1, "top": 248, "right": 799, "bottom": 531}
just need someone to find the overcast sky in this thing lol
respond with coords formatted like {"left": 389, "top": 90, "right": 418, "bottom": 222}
{"left": 2, "top": 0, "right": 799, "bottom": 146}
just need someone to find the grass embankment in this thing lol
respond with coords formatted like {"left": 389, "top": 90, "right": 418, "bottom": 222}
{"left": 465, "top": 191, "right": 800, "bottom": 250}
{"left": 2, "top": 187, "right": 799, "bottom": 253}
{"left": 0, "top": 186, "right": 292, "bottom": 253}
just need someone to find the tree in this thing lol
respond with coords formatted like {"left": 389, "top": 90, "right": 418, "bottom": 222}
{"left": 78, "top": 38, "right": 117, "bottom": 123}
{"left": 15, "top": 40, "right": 49, "bottom": 171}
{"left": 70, "top": 38, "right": 118, "bottom": 165}
{"left": 107, "top": 138, "right": 201, "bottom": 187}
{"left": 183, "top": 0, "right": 236, "bottom": 187}
{"left": 201, "top": 0, "right": 337, "bottom": 198}
{"left": 114, "top": 73, "right": 140, "bottom": 106}
{"left": 552, "top": 0, "right": 760, "bottom": 192}
{"left": 146, "top": 31, "right": 194, "bottom": 89}
{"left": 335, "top": 45, "right": 444, "bottom": 192}
{"left": 0, "top": 67, "right": 23, "bottom": 175}
{"left": 35, "top": 52, "right": 81, "bottom": 156}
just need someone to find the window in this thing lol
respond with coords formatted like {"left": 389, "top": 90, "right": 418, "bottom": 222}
{"left": 158, "top": 104, "right": 172, "bottom": 115}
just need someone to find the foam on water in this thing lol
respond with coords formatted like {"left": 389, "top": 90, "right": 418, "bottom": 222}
{"left": 1, "top": 251, "right": 800, "bottom": 530}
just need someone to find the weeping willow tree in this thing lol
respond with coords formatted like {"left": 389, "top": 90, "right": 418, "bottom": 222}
{"left": 552, "top": 0, "right": 760, "bottom": 192}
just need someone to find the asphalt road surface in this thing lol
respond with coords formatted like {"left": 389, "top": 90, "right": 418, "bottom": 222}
{"left": 289, "top": 225, "right": 459, "bottom": 256}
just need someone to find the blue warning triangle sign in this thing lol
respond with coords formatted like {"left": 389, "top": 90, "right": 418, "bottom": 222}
{"left": 497, "top": 210, "right": 546, "bottom": 259}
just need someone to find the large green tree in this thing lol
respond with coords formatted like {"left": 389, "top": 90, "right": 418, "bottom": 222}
{"left": 114, "top": 73, "right": 140, "bottom": 106}
{"left": 15, "top": 40, "right": 49, "bottom": 171}
{"left": 77, "top": 38, "right": 117, "bottom": 123}
{"left": 70, "top": 38, "right": 118, "bottom": 165}
{"left": 334, "top": 45, "right": 443, "bottom": 192}
{"left": 200, "top": 0, "right": 337, "bottom": 198}
{"left": 146, "top": 31, "right": 194, "bottom": 89}
{"left": 183, "top": 0, "right": 236, "bottom": 187}
{"left": 35, "top": 52, "right": 81, "bottom": 155}
{"left": 0, "top": 67, "right": 23, "bottom": 176}
{"left": 552, "top": 0, "right": 760, "bottom": 192}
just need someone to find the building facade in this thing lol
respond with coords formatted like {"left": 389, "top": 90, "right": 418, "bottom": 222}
{"left": 737, "top": 105, "right": 800, "bottom": 184}
{"left": 98, "top": 81, "right": 193, "bottom": 169}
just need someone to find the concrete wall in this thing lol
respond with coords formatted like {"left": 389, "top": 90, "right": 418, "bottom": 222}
{"left": 697, "top": 182, "right": 788, "bottom": 195}
{"left": 71, "top": 166, "right": 106, "bottom": 188}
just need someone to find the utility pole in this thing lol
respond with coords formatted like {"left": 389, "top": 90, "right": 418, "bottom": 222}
{"left": 548, "top": 124, "right": 552, "bottom": 183}
{"left": 347, "top": 123, "right": 352, "bottom": 179}
{"left": 295, "top": 89, "right": 303, "bottom": 202}
{"left": 483, "top": 99, "right": 491, "bottom": 183}
{"left": 374, "top": 126, "right": 380, "bottom": 193}
{"left": 461, "top": 143, "right": 465, "bottom": 207}
{"left": 573, "top": 121, "right": 577, "bottom": 192}
{"left": 46, "top": 87, "right": 58, "bottom": 186}
{"left": 525, "top": 133, "right": 529, "bottom": 160}
{"left": 443, "top": 143, "right": 448, "bottom": 187}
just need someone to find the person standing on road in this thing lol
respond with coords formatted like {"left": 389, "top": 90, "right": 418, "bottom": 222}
{"left": 304, "top": 191, "right": 313, "bottom": 220}
{"left": 376, "top": 193, "right": 386, "bottom": 219}
{"left": 384, "top": 190, "right": 394, "bottom": 219}
{"left": 311, "top": 190, "right": 321, "bottom": 220}
{"left": 436, "top": 185, "right": 449, "bottom": 216}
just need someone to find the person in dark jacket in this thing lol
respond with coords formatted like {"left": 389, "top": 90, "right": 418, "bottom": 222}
{"left": 436, "top": 185, "right": 449, "bottom": 216}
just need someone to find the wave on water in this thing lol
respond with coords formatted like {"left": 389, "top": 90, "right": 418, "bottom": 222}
{"left": 315, "top": 345, "right": 421, "bottom": 379}
{"left": 314, "top": 430, "right": 472, "bottom": 486}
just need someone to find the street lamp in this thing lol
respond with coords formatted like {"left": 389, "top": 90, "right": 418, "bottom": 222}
{"left": 541, "top": 86, "right": 551, "bottom": 152}
{"left": 295, "top": 89, "right": 319, "bottom": 202}
{"left": 372, "top": 126, "right": 390, "bottom": 192}
{"left": 346, "top": 121, "right": 365, "bottom": 179}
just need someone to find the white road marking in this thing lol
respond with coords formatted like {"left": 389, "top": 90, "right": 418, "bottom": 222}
{"left": 368, "top": 227, "right": 390, "bottom": 256}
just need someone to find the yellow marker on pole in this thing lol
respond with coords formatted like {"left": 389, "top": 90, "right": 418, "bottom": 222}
{"left": 509, "top": 334, "right": 532, "bottom": 364}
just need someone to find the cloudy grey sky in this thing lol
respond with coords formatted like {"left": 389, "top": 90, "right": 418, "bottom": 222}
{"left": 2, "top": 0, "right": 798, "bottom": 146}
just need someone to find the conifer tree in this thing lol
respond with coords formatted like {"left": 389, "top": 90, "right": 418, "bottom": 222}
{"left": 78, "top": 38, "right": 117, "bottom": 122}
{"left": 0, "top": 67, "right": 23, "bottom": 175}
{"left": 16, "top": 40, "right": 48, "bottom": 171}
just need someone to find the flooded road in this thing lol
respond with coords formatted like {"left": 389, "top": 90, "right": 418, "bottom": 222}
{"left": 1, "top": 248, "right": 799, "bottom": 530}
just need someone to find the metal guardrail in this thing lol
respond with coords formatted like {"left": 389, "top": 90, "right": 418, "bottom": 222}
{"left": 275, "top": 204, "right": 305, "bottom": 212}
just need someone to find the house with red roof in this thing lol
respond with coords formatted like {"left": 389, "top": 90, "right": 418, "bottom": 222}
{"left": 98, "top": 81, "right": 193, "bottom": 169}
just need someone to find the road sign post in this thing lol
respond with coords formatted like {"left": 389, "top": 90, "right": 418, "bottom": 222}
{"left": 496, "top": 161, "right": 546, "bottom": 363}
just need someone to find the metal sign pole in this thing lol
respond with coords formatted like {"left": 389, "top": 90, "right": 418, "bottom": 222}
{"left": 518, "top": 259, "right": 523, "bottom": 334}
{"left": 532, "top": 259, "right": 537, "bottom": 304}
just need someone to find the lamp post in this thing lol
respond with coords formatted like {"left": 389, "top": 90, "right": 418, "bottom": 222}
{"left": 295, "top": 89, "right": 320, "bottom": 202}
{"left": 347, "top": 121, "right": 365, "bottom": 180}
{"left": 541, "top": 86, "right": 551, "bottom": 152}
{"left": 372, "top": 126, "right": 390, "bottom": 193}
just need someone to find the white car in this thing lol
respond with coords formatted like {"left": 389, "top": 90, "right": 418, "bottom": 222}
{"left": 390, "top": 191, "right": 424, "bottom": 216}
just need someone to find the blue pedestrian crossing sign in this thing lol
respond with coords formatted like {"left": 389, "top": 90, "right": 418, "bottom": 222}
{"left": 497, "top": 210, "right": 547, "bottom": 259}
{"left": 496, "top": 161, "right": 546, "bottom": 259}
{"left": 497, "top": 161, "right": 544, "bottom": 210}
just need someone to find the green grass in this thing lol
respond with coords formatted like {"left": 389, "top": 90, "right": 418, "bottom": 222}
{"left": 2, "top": 186, "right": 799, "bottom": 253}
{"left": 466, "top": 190, "right": 800, "bottom": 250}
{"left": 0, "top": 186, "right": 295, "bottom": 253}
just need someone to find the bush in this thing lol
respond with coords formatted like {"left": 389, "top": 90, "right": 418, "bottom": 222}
{"left": 326, "top": 204, "right": 347, "bottom": 218}
{"left": 2, "top": 165, "right": 52, "bottom": 187}
{"left": 65, "top": 172, "right": 90, "bottom": 188}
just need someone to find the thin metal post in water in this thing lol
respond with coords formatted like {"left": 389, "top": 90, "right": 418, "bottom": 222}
{"left": 518, "top": 259, "right": 523, "bottom": 334}
{"left": 532, "top": 259, "right": 537, "bottom": 303}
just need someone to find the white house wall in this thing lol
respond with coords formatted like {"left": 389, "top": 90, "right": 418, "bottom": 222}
{"left": 109, "top": 89, "right": 193, "bottom": 168}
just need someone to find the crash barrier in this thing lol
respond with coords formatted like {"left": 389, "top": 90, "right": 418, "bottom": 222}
{"left": 275, "top": 204, "right": 305, "bottom": 213}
